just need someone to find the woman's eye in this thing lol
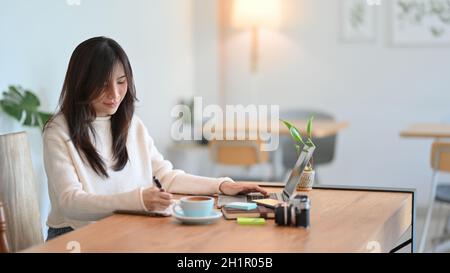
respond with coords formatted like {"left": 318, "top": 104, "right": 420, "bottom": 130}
{"left": 118, "top": 81, "right": 126, "bottom": 85}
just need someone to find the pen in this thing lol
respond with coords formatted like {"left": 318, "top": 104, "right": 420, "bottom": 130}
{"left": 153, "top": 176, "right": 165, "bottom": 192}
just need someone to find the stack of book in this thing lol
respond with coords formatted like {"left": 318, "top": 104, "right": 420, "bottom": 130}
{"left": 221, "top": 205, "right": 275, "bottom": 220}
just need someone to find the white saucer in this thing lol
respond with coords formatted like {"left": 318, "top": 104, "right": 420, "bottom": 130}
{"left": 172, "top": 210, "right": 223, "bottom": 225}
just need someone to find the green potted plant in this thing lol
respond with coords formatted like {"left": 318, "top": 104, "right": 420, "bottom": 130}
{"left": 281, "top": 116, "right": 316, "bottom": 191}
{"left": 0, "top": 85, "right": 52, "bottom": 129}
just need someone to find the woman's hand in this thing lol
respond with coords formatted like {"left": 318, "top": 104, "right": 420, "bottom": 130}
{"left": 142, "top": 187, "right": 172, "bottom": 211}
{"left": 219, "top": 181, "right": 269, "bottom": 197}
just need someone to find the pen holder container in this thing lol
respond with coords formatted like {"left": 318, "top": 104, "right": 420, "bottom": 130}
{"left": 297, "top": 169, "right": 315, "bottom": 191}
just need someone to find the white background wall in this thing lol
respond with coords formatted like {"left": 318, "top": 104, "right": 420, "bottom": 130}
{"left": 0, "top": 0, "right": 195, "bottom": 233}
{"left": 193, "top": 0, "right": 450, "bottom": 207}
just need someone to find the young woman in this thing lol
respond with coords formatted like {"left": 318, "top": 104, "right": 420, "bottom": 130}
{"left": 43, "top": 37, "right": 267, "bottom": 240}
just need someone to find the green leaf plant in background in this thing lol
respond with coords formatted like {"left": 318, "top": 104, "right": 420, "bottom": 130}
{"left": 281, "top": 116, "right": 315, "bottom": 171}
{"left": 0, "top": 85, "right": 52, "bottom": 129}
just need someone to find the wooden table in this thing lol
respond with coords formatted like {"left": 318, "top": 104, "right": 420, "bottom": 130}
{"left": 203, "top": 120, "right": 349, "bottom": 138}
{"left": 278, "top": 120, "right": 348, "bottom": 138}
{"left": 400, "top": 123, "right": 450, "bottom": 139}
{"left": 23, "top": 185, "right": 415, "bottom": 253}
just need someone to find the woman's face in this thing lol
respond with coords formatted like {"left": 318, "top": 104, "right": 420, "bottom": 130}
{"left": 92, "top": 62, "right": 128, "bottom": 117}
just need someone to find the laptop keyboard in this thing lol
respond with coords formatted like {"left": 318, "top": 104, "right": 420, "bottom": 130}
{"left": 247, "top": 192, "right": 281, "bottom": 201}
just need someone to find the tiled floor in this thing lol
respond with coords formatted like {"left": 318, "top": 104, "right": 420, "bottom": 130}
{"left": 396, "top": 207, "right": 450, "bottom": 253}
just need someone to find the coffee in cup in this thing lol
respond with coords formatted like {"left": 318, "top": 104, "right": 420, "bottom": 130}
{"left": 173, "top": 196, "right": 214, "bottom": 217}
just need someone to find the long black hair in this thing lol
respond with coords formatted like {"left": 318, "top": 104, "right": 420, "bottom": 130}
{"left": 49, "top": 36, "right": 137, "bottom": 178}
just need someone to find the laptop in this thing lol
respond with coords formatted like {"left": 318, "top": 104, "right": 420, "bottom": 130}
{"left": 217, "top": 146, "right": 315, "bottom": 208}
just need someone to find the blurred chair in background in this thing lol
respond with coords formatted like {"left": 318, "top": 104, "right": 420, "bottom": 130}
{"left": 420, "top": 141, "right": 450, "bottom": 253}
{"left": 209, "top": 139, "right": 271, "bottom": 181}
{"left": 278, "top": 109, "right": 337, "bottom": 183}
{"left": 0, "top": 132, "right": 43, "bottom": 252}
{"left": 0, "top": 201, "right": 10, "bottom": 253}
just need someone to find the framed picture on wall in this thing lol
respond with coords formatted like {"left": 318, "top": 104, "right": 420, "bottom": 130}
{"left": 390, "top": 0, "right": 450, "bottom": 46}
{"left": 340, "top": 0, "right": 377, "bottom": 43}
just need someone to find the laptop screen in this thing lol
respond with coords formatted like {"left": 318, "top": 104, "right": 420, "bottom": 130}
{"left": 282, "top": 146, "right": 315, "bottom": 200}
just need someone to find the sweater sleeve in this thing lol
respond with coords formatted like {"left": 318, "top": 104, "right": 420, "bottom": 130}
{"left": 43, "top": 131, "right": 145, "bottom": 222}
{"left": 146, "top": 134, "right": 234, "bottom": 195}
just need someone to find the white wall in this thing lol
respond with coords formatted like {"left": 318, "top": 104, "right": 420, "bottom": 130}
{"left": 193, "top": 0, "right": 450, "bottom": 206}
{"left": 192, "top": 0, "right": 220, "bottom": 106}
{"left": 0, "top": 0, "right": 194, "bottom": 234}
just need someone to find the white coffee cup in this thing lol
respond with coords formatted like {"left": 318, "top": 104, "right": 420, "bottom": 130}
{"left": 173, "top": 196, "right": 214, "bottom": 217}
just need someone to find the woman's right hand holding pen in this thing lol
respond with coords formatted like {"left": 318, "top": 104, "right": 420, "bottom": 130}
{"left": 142, "top": 187, "right": 172, "bottom": 211}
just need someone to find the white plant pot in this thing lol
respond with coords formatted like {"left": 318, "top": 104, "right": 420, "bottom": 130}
{"left": 297, "top": 169, "right": 315, "bottom": 191}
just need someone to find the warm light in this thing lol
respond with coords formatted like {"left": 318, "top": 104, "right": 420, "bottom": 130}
{"left": 230, "top": 0, "right": 282, "bottom": 73}
{"left": 232, "top": 0, "right": 281, "bottom": 29}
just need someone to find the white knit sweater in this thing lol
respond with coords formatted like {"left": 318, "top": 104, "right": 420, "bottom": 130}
{"left": 43, "top": 114, "right": 232, "bottom": 229}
